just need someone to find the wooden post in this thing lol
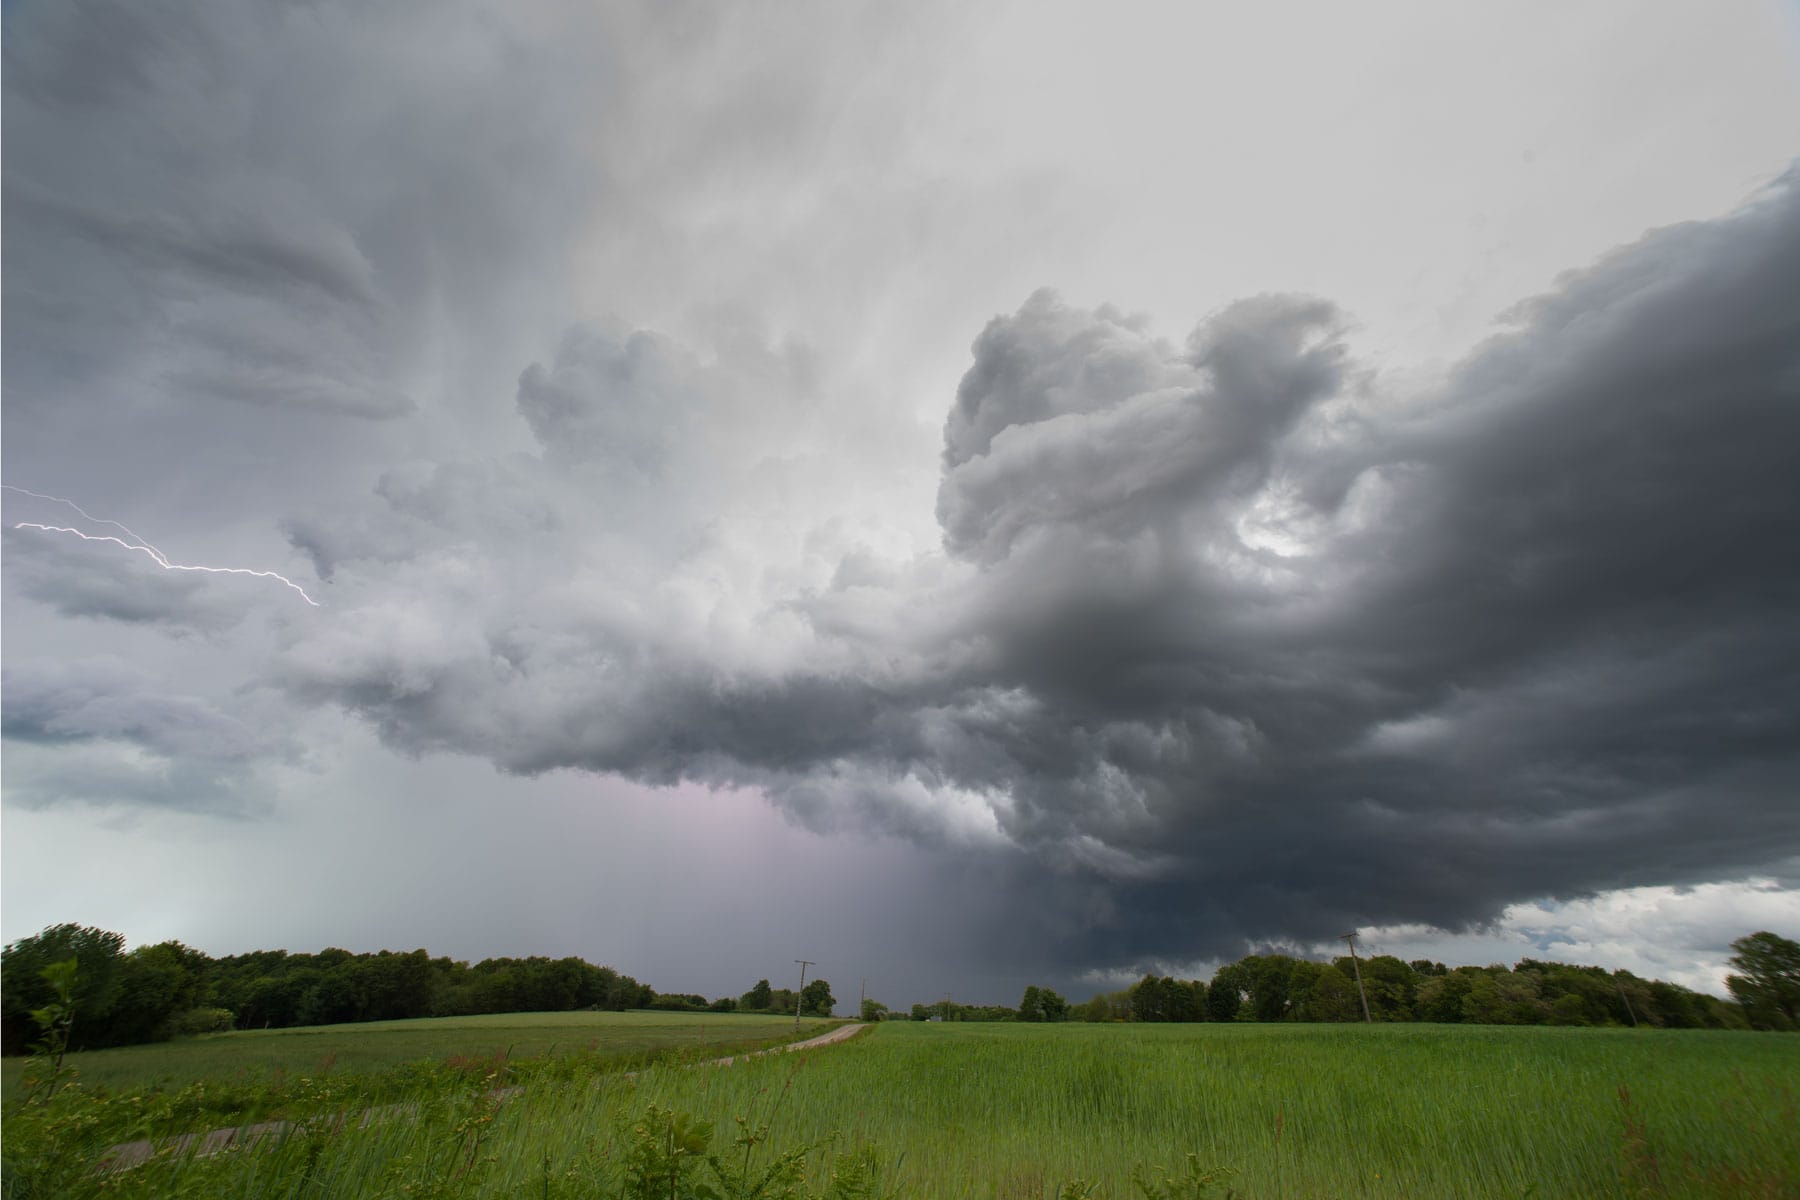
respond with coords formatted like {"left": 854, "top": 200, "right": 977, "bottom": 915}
{"left": 1339, "top": 932, "right": 1373, "bottom": 1023}
{"left": 794, "top": 959, "right": 815, "bottom": 1030}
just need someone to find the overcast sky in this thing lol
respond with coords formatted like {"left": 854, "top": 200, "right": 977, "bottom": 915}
{"left": 5, "top": 0, "right": 1799, "bottom": 1007}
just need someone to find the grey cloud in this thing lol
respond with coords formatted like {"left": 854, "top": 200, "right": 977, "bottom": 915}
{"left": 2, "top": 0, "right": 624, "bottom": 428}
{"left": 5, "top": 0, "right": 1796, "bottom": 998}
{"left": 1, "top": 657, "right": 287, "bottom": 814}
{"left": 3, "top": 175, "right": 406, "bottom": 420}
{"left": 283, "top": 458, "right": 564, "bottom": 582}
{"left": 169, "top": 308, "right": 416, "bottom": 420}
{"left": 3, "top": 526, "right": 249, "bottom": 635}
{"left": 9, "top": 181, "right": 379, "bottom": 308}
{"left": 517, "top": 326, "right": 702, "bottom": 477}
{"left": 263, "top": 171, "right": 1800, "bottom": 972}
{"left": 938, "top": 290, "right": 1345, "bottom": 561}
{"left": 0, "top": 0, "right": 228, "bottom": 111}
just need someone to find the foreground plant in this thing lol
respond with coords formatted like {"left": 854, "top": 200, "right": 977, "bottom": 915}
{"left": 1128, "top": 1154, "right": 1238, "bottom": 1199}
{"left": 21, "top": 959, "right": 80, "bottom": 1102}
{"left": 610, "top": 1104, "right": 896, "bottom": 1200}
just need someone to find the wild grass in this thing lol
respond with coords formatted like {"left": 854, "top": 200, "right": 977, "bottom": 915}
{"left": 6, "top": 1020, "right": 1795, "bottom": 1198}
{"left": 0, "top": 1009, "right": 827, "bottom": 1099}
{"left": 605, "top": 1022, "right": 1800, "bottom": 1198}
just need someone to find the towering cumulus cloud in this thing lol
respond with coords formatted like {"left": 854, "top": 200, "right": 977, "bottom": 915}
{"left": 271, "top": 174, "right": 1799, "bottom": 968}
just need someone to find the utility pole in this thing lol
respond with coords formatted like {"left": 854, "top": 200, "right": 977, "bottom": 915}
{"left": 1614, "top": 973, "right": 1639, "bottom": 1028}
{"left": 1339, "top": 932, "right": 1373, "bottom": 1023}
{"left": 793, "top": 959, "right": 815, "bottom": 1031}
{"left": 860, "top": 978, "right": 866, "bottom": 1020}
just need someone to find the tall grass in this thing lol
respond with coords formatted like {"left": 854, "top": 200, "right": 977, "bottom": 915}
{"left": 603, "top": 1022, "right": 1799, "bottom": 1198}
{"left": 7, "top": 1022, "right": 1795, "bottom": 1198}
{"left": 0, "top": 1010, "right": 828, "bottom": 1099}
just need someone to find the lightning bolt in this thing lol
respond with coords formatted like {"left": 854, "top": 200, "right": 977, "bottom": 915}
{"left": 4, "top": 484, "right": 321, "bottom": 607}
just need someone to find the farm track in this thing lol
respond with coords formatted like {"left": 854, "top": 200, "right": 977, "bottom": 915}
{"left": 97, "top": 1021, "right": 869, "bottom": 1173}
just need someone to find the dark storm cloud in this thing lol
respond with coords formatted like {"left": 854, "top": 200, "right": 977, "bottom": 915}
{"left": 1, "top": 657, "right": 288, "bottom": 814}
{"left": 256, "top": 174, "right": 1800, "bottom": 971}
{"left": 7, "top": 0, "right": 1795, "bottom": 974}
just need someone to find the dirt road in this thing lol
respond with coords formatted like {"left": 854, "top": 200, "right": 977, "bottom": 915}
{"left": 100, "top": 1021, "right": 872, "bottom": 1172}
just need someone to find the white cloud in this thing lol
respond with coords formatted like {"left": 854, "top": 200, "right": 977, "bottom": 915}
{"left": 1352, "top": 876, "right": 1800, "bottom": 995}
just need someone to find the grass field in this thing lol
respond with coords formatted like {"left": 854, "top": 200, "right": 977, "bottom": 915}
{"left": 0, "top": 1009, "right": 831, "bottom": 1099}
{"left": 5, "top": 1018, "right": 1797, "bottom": 1198}
{"left": 599, "top": 1021, "right": 1800, "bottom": 1198}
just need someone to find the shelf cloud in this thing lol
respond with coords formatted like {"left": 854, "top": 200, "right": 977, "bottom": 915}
{"left": 256, "top": 175, "right": 1800, "bottom": 966}
{"left": 6, "top": 0, "right": 1796, "bottom": 987}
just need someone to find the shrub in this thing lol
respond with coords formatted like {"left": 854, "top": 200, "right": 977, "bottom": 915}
{"left": 163, "top": 1007, "right": 236, "bottom": 1038}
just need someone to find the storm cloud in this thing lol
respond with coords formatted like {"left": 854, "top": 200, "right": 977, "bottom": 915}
{"left": 258, "top": 175, "right": 1800, "bottom": 968}
{"left": 6, "top": 0, "right": 1798, "bottom": 987}
{"left": 1, "top": 656, "right": 291, "bottom": 815}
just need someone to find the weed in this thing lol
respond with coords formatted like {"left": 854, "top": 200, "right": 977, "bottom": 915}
{"left": 1129, "top": 1155, "right": 1238, "bottom": 1199}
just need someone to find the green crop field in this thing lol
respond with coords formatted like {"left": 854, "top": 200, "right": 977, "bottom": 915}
{"left": 603, "top": 1022, "right": 1800, "bottom": 1198}
{"left": 5, "top": 1019, "right": 1796, "bottom": 1199}
{"left": 0, "top": 1009, "right": 830, "bottom": 1098}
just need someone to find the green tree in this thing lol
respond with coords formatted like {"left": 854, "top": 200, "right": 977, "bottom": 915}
{"left": 1167, "top": 980, "right": 1204, "bottom": 1023}
{"left": 800, "top": 978, "right": 835, "bottom": 1017}
{"left": 860, "top": 997, "right": 888, "bottom": 1022}
{"left": 1459, "top": 972, "right": 1510, "bottom": 1024}
{"left": 1414, "top": 970, "right": 1473, "bottom": 1023}
{"left": 1548, "top": 993, "right": 1591, "bottom": 1026}
{"left": 1019, "top": 985, "right": 1044, "bottom": 1022}
{"left": 1645, "top": 980, "right": 1708, "bottom": 1028}
{"left": 297, "top": 967, "right": 362, "bottom": 1026}
{"left": 1241, "top": 955, "right": 1298, "bottom": 1021}
{"left": 1289, "top": 963, "right": 1359, "bottom": 1022}
{"left": 1725, "top": 931, "right": 1800, "bottom": 1030}
{"left": 1206, "top": 965, "right": 1245, "bottom": 1022}
{"left": 1347, "top": 955, "right": 1415, "bottom": 1021}
{"left": 107, "top": 941, "right": 209, "bottom": 1045}
{"left": 1129, "top": 975, "right": 1171, "bottom": 1022}
{"left": 356, "top": 949, "right": 436, "bottom": 1022}
{"left": 2, "top": 924, "right": 127, "bottom": 1052}
{"left": 742, "top": 978, "right": 774, "bottom": 1012}
{"left": 1074, "top": 994, "right": 1115, "bottom": 1022}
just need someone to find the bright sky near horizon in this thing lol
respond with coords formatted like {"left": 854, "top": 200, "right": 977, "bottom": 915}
{"left": 4, "top": 0, "right": 1798, "bottom": 1004}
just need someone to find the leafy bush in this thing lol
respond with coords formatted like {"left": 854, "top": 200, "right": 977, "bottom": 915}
{"left": 162, "top": 1007, "right": 235, "bottom": 1038}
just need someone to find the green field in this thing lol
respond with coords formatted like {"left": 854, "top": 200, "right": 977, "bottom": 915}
{"left": 5, "top": 1018, "right": 1797, "bottom": 1198}
{"left": 0, "top": 1009, "right": 830, "bottom": 1099}
{"left": 606, "top": 1022, "right": 1800, "bottom": 1198}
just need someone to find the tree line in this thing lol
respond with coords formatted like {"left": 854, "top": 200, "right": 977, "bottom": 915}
{"left": 2, "top": 924, "right": 661, "bottom": 1054}
{"left": 895, "top": 932, "right": 1797, "bottom": 1031}
{"left": 8, "top": 920, "right": 1791, "bottom": 1054}
{"left": 729, "top": 977, "right": 836, "bottom": 1018}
